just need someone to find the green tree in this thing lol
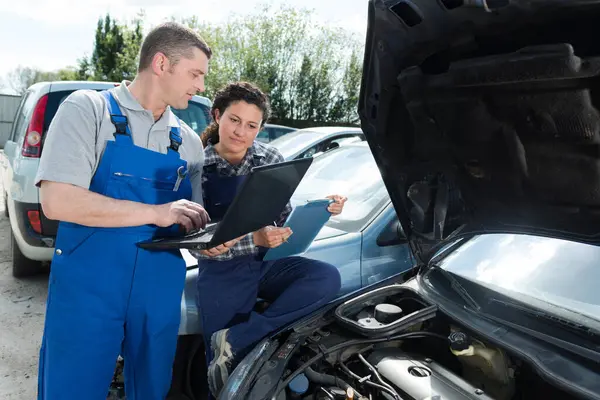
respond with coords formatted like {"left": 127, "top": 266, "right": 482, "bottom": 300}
{"left": 75, "top": 56, "right": 93, "bottom": 81}
{"left": 293, "top": 55, "right": 313, "bottom": 120}
{"left": 79, "top": 12, "right": 144, "bottom": 82}
{"left": 329, "top": 49, "right": 363, "bottom": 124}
{"left": 54, "top": 67, "right": 79, "bottom": 81}
{"left": 181, "top": 4, "right": 362, "bottom": 125}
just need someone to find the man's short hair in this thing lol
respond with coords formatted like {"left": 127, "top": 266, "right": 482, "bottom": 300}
{"left": 138, "top": 22, "right": 212, "bottom": 72}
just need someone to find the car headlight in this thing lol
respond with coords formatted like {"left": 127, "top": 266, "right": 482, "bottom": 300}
{"left": 219, "top": 337, "right": 278, "bottom": 400}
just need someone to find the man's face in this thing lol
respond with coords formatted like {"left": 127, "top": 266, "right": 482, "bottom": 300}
{"left": 160, "top": 47, "right": 209, "bottom": 110}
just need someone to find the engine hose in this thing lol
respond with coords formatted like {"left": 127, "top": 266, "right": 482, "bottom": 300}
{"left": 357, "top": 354, "right": 402, "bottom": 400}
{"left": 357, "top": 354, "right": 398, "bottom": 395}
{"left": 271, "top": 331, "right": 448, "bottom": 400}
{"left": 304, "top": 367, "right": 364, "bottom": 398}
{"left": 339, "top": 361, "right": 403, "bottom": 400}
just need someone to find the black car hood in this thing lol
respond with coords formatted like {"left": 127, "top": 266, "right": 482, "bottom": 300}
{"left": 359, "top": 0, "right": 600, "bottom": 262}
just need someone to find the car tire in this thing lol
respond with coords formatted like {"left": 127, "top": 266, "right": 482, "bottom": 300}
{"left": 179, "top": 335, "right": 207, "bottom": 400}
{"left": 3, "top": 193, "right": 7, "bottom": 218}
{"left": 11, "top": 230, "right": 42, "bottom": 278}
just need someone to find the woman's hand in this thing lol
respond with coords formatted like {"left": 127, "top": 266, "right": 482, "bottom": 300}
{"left": 326, "top": 195, "right": 348, "bottom": 215}
{"left": 199, "top": 235, "right": 244, "bottom": 257}
{"left": 253, "top": 226, "right": 293, "bottom": 248}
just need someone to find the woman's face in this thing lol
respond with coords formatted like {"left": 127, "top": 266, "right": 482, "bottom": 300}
{"left": 215, "top": 101, "right": 263, "bottom": 154}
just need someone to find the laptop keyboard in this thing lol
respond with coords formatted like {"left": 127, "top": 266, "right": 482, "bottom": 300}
{"left": 181, "top": 223, "right": 218, "bottom": 239}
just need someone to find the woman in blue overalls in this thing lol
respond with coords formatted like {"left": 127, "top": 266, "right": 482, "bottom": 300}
{"left": 194, "top": 81, "right": 347, "bottom": 397}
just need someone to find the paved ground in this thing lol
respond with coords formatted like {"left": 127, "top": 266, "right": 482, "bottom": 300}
{"left": 0, "top": 175, "right": 48, "bottom": 399}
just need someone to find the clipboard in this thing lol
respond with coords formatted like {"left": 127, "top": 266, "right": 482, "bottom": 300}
{"left": 262, "top": 198, "right": 333, "bottom": 261}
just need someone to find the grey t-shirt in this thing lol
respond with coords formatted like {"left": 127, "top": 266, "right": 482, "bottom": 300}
{"left": 35, "top": 81, "right": 205, "bottom": 205}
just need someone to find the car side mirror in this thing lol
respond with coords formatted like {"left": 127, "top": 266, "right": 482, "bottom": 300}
{"left": 377, "top": 218, "right": 407, "bottom": 247}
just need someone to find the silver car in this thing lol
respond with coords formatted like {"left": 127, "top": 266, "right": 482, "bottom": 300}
{"left": 269, "top": 126, "right": 365, "bottom": 160}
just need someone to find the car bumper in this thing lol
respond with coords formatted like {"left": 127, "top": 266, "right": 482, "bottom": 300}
{"left": 9, "top": 199, "right": 55, "bottom": 261}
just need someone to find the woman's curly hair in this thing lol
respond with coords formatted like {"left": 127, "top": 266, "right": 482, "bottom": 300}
{"left": 200, "top": 81, "right": 271, "bottom": 147}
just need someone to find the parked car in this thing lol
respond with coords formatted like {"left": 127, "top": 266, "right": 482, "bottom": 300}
{"left": 0, "top": 81, "right": 212, "bottom": 278}
{"left": 165, "top": 1, "right": 600, "bottom": 400}
{"left": 269, "top": 126, "right": 365, "bottom": 161}
{"left": 255, "top": 123, "right": 297, "bottom": 143}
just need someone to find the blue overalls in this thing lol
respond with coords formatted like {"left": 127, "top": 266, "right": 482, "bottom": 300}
{"left": 195, "top": 160, "right": 342, "bottom": 373}
{"left": 201, "top": 163, "right": 247, "bottom": 221}
{"left": 37, "top": 90, "right": 192, "bottom": 400}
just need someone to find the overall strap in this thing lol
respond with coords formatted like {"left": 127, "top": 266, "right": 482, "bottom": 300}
{"left": 203, "top": 164, "right": 217, "bottom": 174}
{"left": 101, "top": 90, "right": 133, "bottom": 144}
{"left": 168, "top": 115, "right": 182, "bottom": 155}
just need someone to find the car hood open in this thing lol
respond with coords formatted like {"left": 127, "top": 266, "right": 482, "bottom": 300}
{"left": 359, "top": 0, "right": 600, "bottom": 262}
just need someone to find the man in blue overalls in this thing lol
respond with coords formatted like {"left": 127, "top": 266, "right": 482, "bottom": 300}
{"left": 34, "top": 22, "right": 220, "bottom": 399}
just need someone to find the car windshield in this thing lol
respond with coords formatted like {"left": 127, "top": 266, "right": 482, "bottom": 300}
{"left": 435, "top": 233, "right": 600, "bottom": 323}
{"left": 270, "top": 130, "right": 323, "bottom": 158}
{"left": 290, "top": 145, "right": 390, "bottom": 232}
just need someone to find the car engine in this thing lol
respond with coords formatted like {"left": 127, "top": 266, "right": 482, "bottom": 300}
{"left": 247, "top": 284, "right": 583, "bottom": 400}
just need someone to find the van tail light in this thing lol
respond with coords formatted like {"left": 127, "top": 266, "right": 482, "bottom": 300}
{"left": 27, "top": 211, "right": 42, "bottom": 234}
{"left": 22, "top": 94, "right": 48, "bottom": 158}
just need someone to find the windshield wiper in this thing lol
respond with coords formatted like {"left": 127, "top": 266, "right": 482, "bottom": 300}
{"left": 483, "top": 298, "right": 600, "bottom": 361}
{"left": 429, "top": 263, "right": 481, "bottom": 312}
{"left": 489, "top": 298, "right": 600, "bottom": 338}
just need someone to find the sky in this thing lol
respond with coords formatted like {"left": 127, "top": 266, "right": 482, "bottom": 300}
{"left": 0, "top": 0, "right": 368, "bottom": 94}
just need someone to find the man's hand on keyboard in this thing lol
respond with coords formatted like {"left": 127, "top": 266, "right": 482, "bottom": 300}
{"left": 155, "top": 199, "right": 210, "bottom": 232}
{"left": 198, "top": 235, "right": 244, "bottom": 257}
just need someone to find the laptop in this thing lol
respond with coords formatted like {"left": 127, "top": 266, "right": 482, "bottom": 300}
{"left": 137, "top": 157, "right": 313, "bottom": 250}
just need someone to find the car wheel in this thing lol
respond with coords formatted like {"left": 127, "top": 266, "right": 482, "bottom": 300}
{"left": 183, "top": 336, "right": 208, "bottom": 400}
{"left": 11, "top": 230, "right": 42, "bottom": 278}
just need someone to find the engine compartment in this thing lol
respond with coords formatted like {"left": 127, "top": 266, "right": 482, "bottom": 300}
{"left": 250, "top": 284, "right": 583, "bottom": 400}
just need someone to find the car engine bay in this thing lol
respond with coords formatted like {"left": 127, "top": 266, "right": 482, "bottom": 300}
{"left": 247, "top": 284, "right": 588, "bottom": 400}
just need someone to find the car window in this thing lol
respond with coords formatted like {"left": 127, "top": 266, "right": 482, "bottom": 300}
{"left": 270, "top": 130, "right": 322, "bottom": 158}
{"left": 298, "top": 145, "right": 319, "bottom": 159}
{"left": 272, "top": 128, "right": 293, "bottom": 139}
{"left": 331, "top": 135, "right": 362, "bottom": 147}
{"left": 256, "top": 129, "right": 270, "bottom": 143}
{"left": 43, "top": 90, "right": 77, "bottom": 139}
{"left": 318, "top": 135, "right": 362, "bottom": 154}
{"left": 291, "top": 146, "right": 391, "bottom": 232}
{"left": 171, "top": 101, "right": 211, "bottom": 136}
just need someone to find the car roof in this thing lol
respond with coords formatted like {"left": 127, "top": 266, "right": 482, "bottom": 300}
{"left": 295, "top": 126, "right": 363, "bottom": 135}
{"left": 274, "top": 126, "right": 364, "bottom": 145}
{"left": 264, "top": 123, "right": 296, "bottom": 129}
